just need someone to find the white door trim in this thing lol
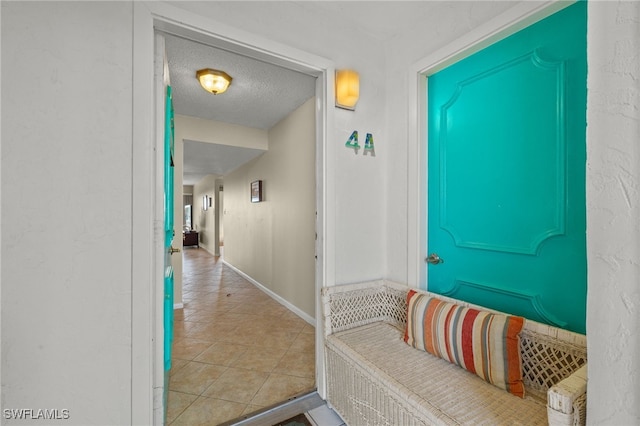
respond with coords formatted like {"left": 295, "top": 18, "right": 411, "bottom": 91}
{"left": 406, "top": 1, "right": 574, "bottom": 289}
{"left": 132, "top": 3, "right": 335, "bottom": 423}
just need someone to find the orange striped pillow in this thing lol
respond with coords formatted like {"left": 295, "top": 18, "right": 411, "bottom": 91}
{"left": 403, "top": 290, "right": 525, "bottom": 398}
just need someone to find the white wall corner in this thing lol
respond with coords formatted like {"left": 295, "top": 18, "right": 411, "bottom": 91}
{"left": 585, "top": 1, "right": 640, "bottom": 423}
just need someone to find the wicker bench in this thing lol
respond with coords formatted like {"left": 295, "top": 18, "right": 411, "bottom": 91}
{"left": 322, "top": 280, "right": 588, "bottom": 426}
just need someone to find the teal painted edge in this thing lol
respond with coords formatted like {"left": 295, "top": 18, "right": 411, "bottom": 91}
{"left": 163, "top": 85, "right": 174, "bottom": 372}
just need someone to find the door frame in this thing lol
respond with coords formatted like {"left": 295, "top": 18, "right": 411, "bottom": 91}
{"left": 406, "top": 0, "right": 576, "bottom": 289}
{"left": 132, "top": 3, "right": 335, "bottom": 423}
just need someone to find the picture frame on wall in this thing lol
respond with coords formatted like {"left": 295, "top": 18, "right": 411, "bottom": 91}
{"left": 251, "top": 180, "right": 263, "bottom": 203}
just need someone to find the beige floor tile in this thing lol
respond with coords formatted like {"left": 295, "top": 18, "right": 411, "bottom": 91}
{"left": 214, "top": 312, "right": 254, "bottom": 325}
{"left": 301, "top": 323, "right": 316, "bottom": 334}
{"left": 189, "top": 300, "right": 241, "bottom": 315}
{"left": 289, "top": 332, "right": 315, "bottom": 353}
{"left": 184, "top": 307, "right": 222, "bottom": 319}
{"left": 166, "top": 391, "right": 198, "bottom": 424}
{"left": 273, "top": 348, "right": 315, "bottom": 378}
{"left": 231, "top": 301, "right": 287, "bottom": 318}
{"left": 236, "top": 316, "right": 277, "bottom": 335}
{"left": 279, "top": 308, "right": 301, "bottom": 319}
{"left": 173, "top": 326, "right": 188, "bottom": 340}
{"left": 170, "top": 358, "right": 190, "bottom": 376}
{"left": 202, "top": 367, "right": 269, "bottom": 403}
{"left": 180, "top": 321, "right": 215, "bottom": 338}
{"left": 228, "top": 326, "right": 266, "bottom": 344}
{"left": 171, "top": 248, "right": 316, "bottom": 413}
{"left": 228, "top": 302, "right": 265, "bottom": 316}
{"left": 194, "top": 342, "right": 250, "bottom": 366}
{"left": 173, "top": 309, "right": 188, "bottom": 321}
{"left": 272, "top": 316, "right": 308, "bottom": 334}
{"left": 171, "top": 338, "right": 212, "bottom": 361}
{"left": 242, "top": 404, "right": 265, "bottom": 417}
{"left": 173, "top": 320, "right": 206, "bottom": 335}
{"left": 187, "top": 323, "right": 239, "bottom": 342}
{"left": 183, "top": 290, "right": 215, "bottom": 298}
{"left": 251, "top": 374, "right": 315, "bottom": 407}
{"left": 231, "top": 346, "right": 287, "bottom": 373}
{"left": 186, "top": 312, "right": 241, "bottom": 328}
{"left": 249, "top": 330, "right": 299, "bottom": 350}
{"left": 169, "top": 361, "right": 227, "bottom": 395}
{"left": 171, "top": 396, "right": 246, "bottom": 426}
{"left": 266, "top": 307, "right": 292, "bottom": 319}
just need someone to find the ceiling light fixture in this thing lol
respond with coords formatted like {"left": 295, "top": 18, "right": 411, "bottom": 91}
{"left": 335, "top": 69, "right": 359, "bottom": 110}
{"left": 196, "top": 68, "right": 232, "bottom": 95}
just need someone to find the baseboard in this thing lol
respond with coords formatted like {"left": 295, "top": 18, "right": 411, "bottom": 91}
{"left": 222, "top": 260, "right": 316, "bottom": 326}
{"left": 173, "top": 303, "right": 184, "bottom": 309}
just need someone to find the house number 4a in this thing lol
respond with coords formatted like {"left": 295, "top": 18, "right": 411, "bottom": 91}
{"left": 345, "top": 131, "right": 375, "bottom": 156}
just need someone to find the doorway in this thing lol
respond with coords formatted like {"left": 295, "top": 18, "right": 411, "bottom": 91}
{"left": 131, "top": 4, "right": 332, "bottom": 424}
{"left": 165, "top": 35, "right": 319, "bottom": 420}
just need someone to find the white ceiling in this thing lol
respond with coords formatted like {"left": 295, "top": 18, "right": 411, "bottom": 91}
{"left": 164, "top": 33, "right": 317, "bottom": 185}
{"left": 165, "top": 34, "right": 317, "bottom": 130}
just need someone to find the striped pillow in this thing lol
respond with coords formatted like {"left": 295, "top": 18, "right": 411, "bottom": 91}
{"left": 403, "top": 290, "right": 525, "bottom": 398}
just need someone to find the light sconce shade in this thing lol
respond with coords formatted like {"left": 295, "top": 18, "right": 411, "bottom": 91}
{"left": 335, "top": 69, "right": 359, "bottom": 110}
{"left": 196, "top": 68, "right": 232, "bottom": 95}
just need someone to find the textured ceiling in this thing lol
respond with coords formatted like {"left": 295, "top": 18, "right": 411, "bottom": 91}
{"left": 164, "top": 33, "right": 316, "bottom": 130}
{"left": 164, "top": 33, "right": 316, "bottom": 185}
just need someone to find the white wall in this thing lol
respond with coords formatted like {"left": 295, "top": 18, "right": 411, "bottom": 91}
{"left": 586, "top": 2, "right": 640, "bottom": 423}
{"left": 224, "top": 98, "right": 316, "bottom": 317}
{"left": 1, "top": 2, "right": 133, "bottom": 424}
{"left": 217, "top": 183, "right": 224, "bottom": 246}
{"left": 192, "top": 174, "right": 220, "bottom": 254}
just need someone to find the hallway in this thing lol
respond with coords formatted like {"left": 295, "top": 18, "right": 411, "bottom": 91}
{"left": 167, "top": 248, "right": 316, "bottom": 425}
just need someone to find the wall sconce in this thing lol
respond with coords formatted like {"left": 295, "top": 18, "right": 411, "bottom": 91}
{"left": 335, "top": 69, "right": 359, "bottom": 110}
{"left": 196, "top": 68, "right": 232, "bottom": 95}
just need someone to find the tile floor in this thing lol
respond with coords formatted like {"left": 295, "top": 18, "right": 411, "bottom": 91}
{"left": 167, "top": 247, "right": 316, "bottom": 425}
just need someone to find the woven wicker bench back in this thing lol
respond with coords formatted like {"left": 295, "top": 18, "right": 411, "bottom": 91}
{"left": 323, "top": 280, "right": 587, "bottom": 398}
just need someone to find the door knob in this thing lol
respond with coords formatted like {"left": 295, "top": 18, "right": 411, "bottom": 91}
{"left": 426, "top": 253, "right": 443, "bottom": 264}
{"left": 169, "top": 246, "right": 181, "bottom": 255}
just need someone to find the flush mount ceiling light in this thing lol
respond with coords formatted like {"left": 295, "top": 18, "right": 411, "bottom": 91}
{"left": 335, "top": 69, "right": 359, "bottom": 110}
{"left": 196, "top": 68, "right": 232, "bottom": 95}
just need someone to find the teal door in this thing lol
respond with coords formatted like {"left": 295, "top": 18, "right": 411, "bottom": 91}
{"left": 164, "top": 85, "right": 175, "bottom": 368}
{"left": 427, "top": 2, "right": 587, "bottom": 333}
{"left": 163, "top": 85, "right": 176, "bottom": 413}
